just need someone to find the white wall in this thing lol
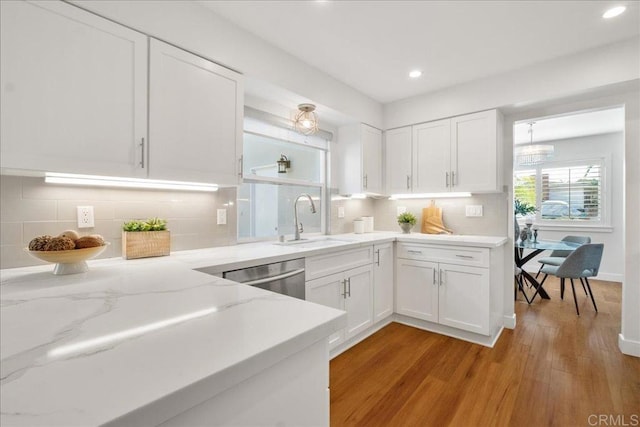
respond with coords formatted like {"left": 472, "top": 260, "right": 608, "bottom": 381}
{"left": 515, "top": 132, "right": 624, "bottom": 282}
{"left": 72, "top": 0, "right": 383, "bottom": 128}
{"left": 384, "top": 37, "right": 640, "bottom": 129}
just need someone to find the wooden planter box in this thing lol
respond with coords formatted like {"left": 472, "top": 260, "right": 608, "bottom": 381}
{"left": 122, "top": 231, "right": 170, "bottom": 260}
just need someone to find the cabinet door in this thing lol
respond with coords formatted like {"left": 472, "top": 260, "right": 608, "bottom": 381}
{"left": 373, "top": 243, "right": 394, "bottom": 322}
{"left": 306, "top": 273, "right": 346, "bottom": 348}
{"left": 149, "top": 39, "right": 243, "bottom": 185}
{"left": 396, "top": 259, "right": 438, "bottom": 322}
{"left": 451, "top": 110, "right": 498, "bottom": 192}
{"left": 361, "top": 124, "right": 383, "bottom": 194}
{"left": 438, "top": 264, "right": 490, "bottom": 335}
{"left": 385, "top": 127, "right": 412, "bottom": 194}
{"left": 0, "top": 0, "right": 148, "bottom": 177}
{"left": 344, "top": 265, "right": 374, "bottom": 340}
{"left": 412, "top": 119, "right": 451, "bottom": 193}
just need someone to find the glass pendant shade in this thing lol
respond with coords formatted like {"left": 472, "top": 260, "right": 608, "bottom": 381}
{"left": 294, "top": 103, "right": 319, "bottom": 135}
{"left": 515, "top": 122, "right": 554, "bottom": 166}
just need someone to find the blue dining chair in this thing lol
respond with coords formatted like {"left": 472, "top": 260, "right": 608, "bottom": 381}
{"left": 536, "top": 235, "right": 591, "bottom": 278}
{"left": 533, "top": 243, "right": 604, "bottom": 315}
{"left": 536, "top": 235, "right": 591, "bottom": 295}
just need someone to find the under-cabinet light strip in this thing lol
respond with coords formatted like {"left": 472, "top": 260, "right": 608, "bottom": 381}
{"left": 45, "top": 173, "right": 218, "bottom": 192}
{"left": 389, "top": 192, "right": 472, "bottom": 200}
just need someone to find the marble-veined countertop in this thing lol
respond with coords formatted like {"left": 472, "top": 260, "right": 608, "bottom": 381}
{"left": 0, "top": 231, "right": 506, "bottom": 426}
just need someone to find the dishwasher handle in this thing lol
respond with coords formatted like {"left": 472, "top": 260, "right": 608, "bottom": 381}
{"left": 241, "top": 268, "right": 305, "bottom": 287}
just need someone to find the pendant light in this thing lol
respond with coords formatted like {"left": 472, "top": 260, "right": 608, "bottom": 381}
{"left": 293, "top": 103, "right": 319, "bottom": 135}
{"left": 515, "top": 122, "right": 554, "bottom": 166}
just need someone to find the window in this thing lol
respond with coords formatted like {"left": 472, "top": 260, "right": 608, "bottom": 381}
{"left": 514, "top": 159, "right": 606, "bottom": 225}
{"left": 238, "top": 115, "right": 328, "bottom": 241}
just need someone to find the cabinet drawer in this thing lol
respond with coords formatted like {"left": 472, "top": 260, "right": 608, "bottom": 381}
{"left": 306, "top": 246, "right": 373, "bottom": 281}
{"left": 396, "top": 243, "right": 489, "bottom": 268}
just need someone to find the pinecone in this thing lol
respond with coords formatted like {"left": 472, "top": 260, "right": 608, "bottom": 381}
{"left": 28, "top": 235, "right": 53, "bottom": 251}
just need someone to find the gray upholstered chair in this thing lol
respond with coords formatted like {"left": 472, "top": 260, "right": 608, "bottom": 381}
{"left": 532, "top": 243, "right": 604, "bottom": 315}
{"left": 536, "top": 235, "right": 591, "bottom": 291}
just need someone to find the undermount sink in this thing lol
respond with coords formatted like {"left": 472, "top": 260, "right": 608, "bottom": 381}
{"left": 273, "top": 237, "right": 356, "bottom": 249}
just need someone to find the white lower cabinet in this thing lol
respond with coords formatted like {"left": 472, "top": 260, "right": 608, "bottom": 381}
{"left": 396, "top": 243, "right": 491, "bottom": 336}
{"left": 373, "top": 243, "right": 394, "bottom": 322}
{"left": 306, "top": 264, "right": 373, "bottom": 349}
{"left": 396, "top": 259, "right": 438, "bottom": 322}
{"left": 306, "top": 247, "right": 375, "bottom": 350}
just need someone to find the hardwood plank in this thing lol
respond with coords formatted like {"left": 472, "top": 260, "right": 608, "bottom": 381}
{"left": 330, "top": 278, "right": 640, "bottom": 427}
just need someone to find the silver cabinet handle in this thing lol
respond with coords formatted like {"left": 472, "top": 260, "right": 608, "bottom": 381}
{"left": 347, "top": 277, "right": 352, "bottom": 297}
{"left": 242, "top": 268, "right": 305, "bottom": 286}
{"left": 407, "top": 250, "right": 422, "bottom": 254}
{"left": 433, "top": 269, "right": 436, "bottom": 285}
{"left": 363, "top": 174, "right": 368, "bottom": 189}
{"left": 451, "top": 171, "right": 456, "bottom": 187}
{"left": 445, "top": 172, "right": 449, "bottom": 187}
{"left": 341, "top": 279, "right": 347, "bottom": 298}
{"left": 139, "top": 137, "right": 145, "bottom": 168}
{"left": 455, "top": 254, "right": 473, "bottom": 259}
{"left": 439, "top": 269, "right": 444, "bottom": 285}
{"left": 376, "top": 249, "right": 380, "bottom": 266}
{"left": 238, "top": 155, "right": 244, "bottom": 178}
{"left": 406, "top": 175, "right": 411, "bottom": 190}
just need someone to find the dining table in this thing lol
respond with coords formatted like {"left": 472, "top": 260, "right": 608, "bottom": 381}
{"left": 515, "top": 239, "right": 582, "bottom": 299}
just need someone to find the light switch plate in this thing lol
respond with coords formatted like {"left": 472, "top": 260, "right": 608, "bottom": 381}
{"left": 465, "top": 205, "right": 483, "bottom": 217}
{"left": 77, "top": 206, "right": 95, "bottom": 228}
{"left": 397, "top": 206, "right": 407, "bottom": 216}
{"left": 337, "top": 206, "right": 345, "bottom": 218}
{"left": 217, "top": 209, "right": 227, "bottom": 225}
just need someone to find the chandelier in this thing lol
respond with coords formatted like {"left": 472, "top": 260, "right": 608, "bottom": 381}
{"left": 293, "top": 103, "right": 319, "bottom": 135}
{"left": 515, "top": 122, "right": 554, "bottom": 166}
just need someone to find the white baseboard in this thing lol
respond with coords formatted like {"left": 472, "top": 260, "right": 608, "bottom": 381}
{"left": 503, "top": 313, "right": 516, "bottom": 329}
{"left": 619, "top": 334, "right": 640, "bottom": 357}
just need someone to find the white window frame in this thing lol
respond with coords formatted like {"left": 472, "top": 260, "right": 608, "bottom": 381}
{"left": 514, "top": 156, "right": 611, "bottom": 231}
{"left": 237, "top": 118, "right": 330, "bottom": 243}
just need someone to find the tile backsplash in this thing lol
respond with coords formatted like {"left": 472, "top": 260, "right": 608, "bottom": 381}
{"left": 0, "top": 176, "right": 237, "bottom": 269}
{"left": 373, "top": 193, "right": 509, "bottom": 236}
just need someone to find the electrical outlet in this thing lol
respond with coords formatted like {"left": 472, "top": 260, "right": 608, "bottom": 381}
{"left": 217, "top": 209, "right": 227, "bottom": 225}
{"left": 397, "top": 206, "right": 407, "bottom": 216}
{"left": 337, "top": 206, "right": 345, "bottom": 218}
{"left": 465, "top": 205, "right": 484, "bottom": 217}
{"left": 77, "top": 206, "right": 95, "bottom": 228}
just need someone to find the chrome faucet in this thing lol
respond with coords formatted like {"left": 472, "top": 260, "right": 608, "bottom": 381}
{"left": 293, "top": 193, "right": 317, "bottom": 241}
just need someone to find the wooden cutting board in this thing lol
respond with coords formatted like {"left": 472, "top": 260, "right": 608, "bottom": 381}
{"left": 421, "top": 201, "right": 452, "bottom": 234}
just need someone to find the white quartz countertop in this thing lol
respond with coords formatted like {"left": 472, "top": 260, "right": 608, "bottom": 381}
{"left": 0, "top": 231, "right": 506, "bottom": 426}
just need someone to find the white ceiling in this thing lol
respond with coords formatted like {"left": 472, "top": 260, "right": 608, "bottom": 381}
{"left": 513, "top": 107, "right": 625, "bottom": 144}
{"left": 200, "top": 1, "right": 639, "bottom": 104}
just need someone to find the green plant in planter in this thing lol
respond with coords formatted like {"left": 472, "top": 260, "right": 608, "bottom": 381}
{"left": 397, "top": 212, "right": 417, "bottom": 225}
{"left": 122, "top": 218, "right": 167, "bottom": 232}
{"left": 514, "top": 199, "right": 537, "bottom": 216}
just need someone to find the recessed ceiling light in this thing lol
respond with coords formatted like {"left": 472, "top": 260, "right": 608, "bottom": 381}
{"left": 603, "top": 6, "right": 626, "bottom": 18}
{"left": 409, "top": 70, "right": 422, "bottom": 78}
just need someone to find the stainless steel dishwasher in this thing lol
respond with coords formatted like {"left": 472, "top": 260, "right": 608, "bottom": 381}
{"left": 222, "top": 258, "right": 306, "bottom": 300}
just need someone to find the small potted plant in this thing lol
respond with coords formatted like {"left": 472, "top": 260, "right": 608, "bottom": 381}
{"left": 122, "top": 217, "right": 170, "bottom": 259}
{"left": 397, "top": 212, "right": 417, "bottom": 234}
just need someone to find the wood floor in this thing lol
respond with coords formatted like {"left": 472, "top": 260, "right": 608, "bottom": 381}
{"left": 330, "top": 277, "right": 640, "bottom": 426}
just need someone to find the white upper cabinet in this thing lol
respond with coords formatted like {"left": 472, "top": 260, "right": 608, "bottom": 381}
{"left": 386, "top": 110, "right": 503, "bottom": 195}
{"left": 451, "top": 110, "right": 500, "bottom": 193}
{"left": 338, "top": 123, "right": 383, "bottom": 195}
{"left": 412, "top": 119, "right": 451, "bottom": 193}
{"left": 0, "top": 0, "right": 148, "bottom": 177}
{"left": 384, "top": 127, "right": 412, "bottom": 194}
{"left": 148, "top": 39, "right": 243, "bottom": 185}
